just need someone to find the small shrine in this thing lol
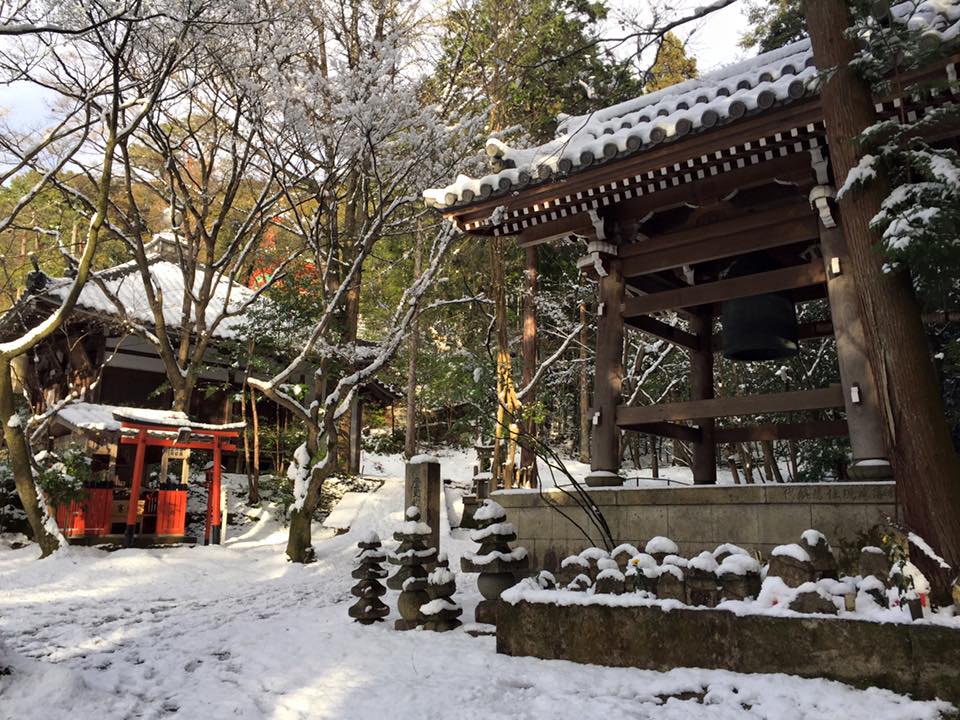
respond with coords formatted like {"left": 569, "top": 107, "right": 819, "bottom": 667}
{"left": 46, "top": 402, "right": 241, "bottom": 546}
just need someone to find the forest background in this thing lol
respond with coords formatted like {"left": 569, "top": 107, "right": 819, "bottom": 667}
{"left": 1, "top": 0, "right": 957, "bottom": 498}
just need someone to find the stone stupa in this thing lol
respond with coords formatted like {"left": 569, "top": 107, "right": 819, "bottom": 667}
{"left": 389, "top": 506, "right": 438, "bottom": 630}
{"left": 348, "top": 532, "right": 390, "bottom": 625}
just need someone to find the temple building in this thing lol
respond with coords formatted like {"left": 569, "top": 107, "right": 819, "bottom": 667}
{"left": 425, "top": 14, "right": 959, "bottom": 566}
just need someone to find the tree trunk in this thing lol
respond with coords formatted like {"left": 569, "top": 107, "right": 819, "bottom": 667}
{"left": 490, "top": 235, "right": 519, "bottom": 489}
{"left": 737, "top": 443, "right": 754, "bottom": 485}
{"left": 247, "top": 385, "right": 261, "bottom": 504}
{"left": 0, "top": 358, "right": 60, "bottom": 556}
{"left": 762, "top": 440, "right": 784, "bottom": 483}
{"left": 578, "top": 302, "right": 590, "bottom": 464}
{"left": 804, "top": 0, "right": 960, "bottom": 599}
{"left": 519, "top": 245, "right": 538, "bottom": 487}
{"left": 727, "top": 448, "right": 742, "bottom": 486}
{"left": 404, "top": 231, "right": 422, "bottom": 459}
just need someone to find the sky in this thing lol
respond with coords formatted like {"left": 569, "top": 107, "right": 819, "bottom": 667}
{"left": 675, "top": 1, "right": 753, "bottom": 72}
{"left": 0, "top": 1, "right": 755, "bottom": 134}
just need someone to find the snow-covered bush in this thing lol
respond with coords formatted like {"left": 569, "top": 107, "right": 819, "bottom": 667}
{"left": 34, "top": 447, "right": 91, "bottom": 510}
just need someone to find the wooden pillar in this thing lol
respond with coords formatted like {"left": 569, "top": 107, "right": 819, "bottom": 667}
{"left": 819, "top": 219, "right": 889, "bottom": 469}
{"left": 690, "top": 309, "right": 717, "bottom": 484}
{"left": 587, "top": 250, "right": 625, "bottom": 486}
{"left": 125, "top": 429, "right": 147, "bottom": 547}
{"left": 210, "top": 437, "right": 222, "bottom": 545}
{"left": 520, "top": 244, "right": 538, "bottom": 487}
{"left": 578, "top": 302, "right": 590, "bottom": 464}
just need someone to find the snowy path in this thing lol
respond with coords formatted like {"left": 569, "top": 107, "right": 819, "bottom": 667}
{"left": 0, "top": 468, "right": 953, "bottom": 720}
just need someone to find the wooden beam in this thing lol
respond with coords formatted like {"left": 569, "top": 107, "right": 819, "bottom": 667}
{"left": 627, "top": 422, "right": 702, "bottom": 443}
{"left": 616, "top": 385, "right": 845, "bottom": 425}
{"left": 622, "top": 261, "right": 826, "bottom": 317}
{"left": 515, "top": 213, "right": 596, "bottom": 246}
{"left": 621, "top": 205, "right": 820, "bottom": 277}
{"left": 624, "top": 315, "right": 699, "bottom": 350}
{"left": 714, "top": 419, "right": 849, "bottom": 443}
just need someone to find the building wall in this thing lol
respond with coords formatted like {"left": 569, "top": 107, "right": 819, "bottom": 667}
{"left": 493, "top": 482, "right": 897, "bottom": 571}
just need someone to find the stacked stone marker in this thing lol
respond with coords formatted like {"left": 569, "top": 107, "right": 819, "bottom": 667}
{"left": 460, "top": 498, "right": 528, "bottom": 625}
{"left": 348, "top": 532, "right": 390, "bottom": 624}
{"left": 390, "top": 506, "right": 438, "bottom": 630}
{"left": 420, "top": 567, "right": 463, "bottom": 632}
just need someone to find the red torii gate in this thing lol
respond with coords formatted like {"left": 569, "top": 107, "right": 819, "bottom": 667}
{"left": 119, "top": 418, "right": 240, "bottom": 547}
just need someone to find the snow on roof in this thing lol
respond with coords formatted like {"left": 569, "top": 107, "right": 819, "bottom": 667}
{"left": 55, "top": 402, "right": 188, "bottom": 433}
{"left": 424, "top": 1, "right": 960, "bottom": 211}
{"left": 54, "top": 402, "right": 244, "bottom": 434}
{"left": 43, "top": 254, "right": 257, "bottom": 341}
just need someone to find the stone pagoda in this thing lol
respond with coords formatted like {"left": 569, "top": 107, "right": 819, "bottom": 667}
{"left": 348, "top": 532, "right": 390, "bottom": 625}
{"left": 420, "top": 567, "right": 463, "bottom": 632}
{"left": 460, "top": 499, "right": 528, "bottom": 625}
{"left": 389, "top": 506, "right": 438, "bottom": 631}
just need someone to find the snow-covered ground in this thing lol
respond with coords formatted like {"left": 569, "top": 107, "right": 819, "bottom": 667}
{"left": 365, "top": 445, "right": 758, "bottom": 490}
{"left": 0, "top": 452, "right": 954, "bottom": 720}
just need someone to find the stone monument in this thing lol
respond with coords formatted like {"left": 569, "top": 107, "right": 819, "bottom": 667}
{"left": 405, "top": 456, "right": 442, "bottom": 552}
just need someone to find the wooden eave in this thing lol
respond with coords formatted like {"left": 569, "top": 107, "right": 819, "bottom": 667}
{"left": 444, "top": 97, "right": 826, "bottom": 239}
{"left": 440, "top": 54, "right": 960, "bottom": 243}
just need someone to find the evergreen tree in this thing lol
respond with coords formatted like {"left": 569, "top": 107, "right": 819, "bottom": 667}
{"left": 802, "top": 0, "right": 960, "bottom": 604}
{"left": 430, "top": 0, "right": 640, "bottom": 140}
{"left": 740, "top": 1, "right": 807, "bottom": 53}
{"left": 644, "top": 33, "right": 697, "bottom": 92}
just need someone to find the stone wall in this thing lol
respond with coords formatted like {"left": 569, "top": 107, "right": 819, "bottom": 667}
{"left": 497, "top": 599, "right": 960, "bottom": 704}
{"left": 493, "top": 482, "right": 897, "bottom": 571}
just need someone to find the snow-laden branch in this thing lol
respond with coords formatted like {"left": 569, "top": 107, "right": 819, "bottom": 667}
{"left": 517, "top": 322, "right": 584, "bottom": 402}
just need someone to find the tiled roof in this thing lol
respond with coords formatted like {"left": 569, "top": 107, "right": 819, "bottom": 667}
{"left": 424, "top": 1, "right": 960, "bottom": 212}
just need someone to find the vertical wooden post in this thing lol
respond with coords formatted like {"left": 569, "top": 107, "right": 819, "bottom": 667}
{"left": 578, "top": 302, "right": 590, "bottom": 464}
{"left": 690, "top": 309, "right": 717, "bottom": 484}
{"left": 125, "top": 429, "right": 147, "bottom": 547}
{"left": 819, "top": 221, "right": 889, "bottom": 469}
{"left": 211, "top": 437, "right": 222, "bottom": 545}
{"left": 587, "top": 251, "right": 625, "bottom": 486}
{"left": 520, "top": 244, "right": 538, "bottom": 487}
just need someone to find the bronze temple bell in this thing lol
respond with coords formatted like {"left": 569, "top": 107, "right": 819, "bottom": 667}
{"left": 721, "top": 256, "right": 800, "bottom": 362}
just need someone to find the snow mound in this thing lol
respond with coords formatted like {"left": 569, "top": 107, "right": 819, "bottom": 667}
{"left": 645, "top": 536, "right": 679, "bottom": 555}
{"left": 772, "top": 544, "right": 811, "bottom": 563}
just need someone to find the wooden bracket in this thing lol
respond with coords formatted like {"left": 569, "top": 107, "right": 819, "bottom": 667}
{"left": 809, "top": 185, "right": 837, "bottom": 228}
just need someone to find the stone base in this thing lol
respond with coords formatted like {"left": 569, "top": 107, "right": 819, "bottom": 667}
{"left": 847, "top": 461, "right": 894, "bottom": 481}
{"left": 475, "top": 599, "right": 499, "bottom": 625}
{"left": 353, "top": 616, "right": 386, "bottom": 625}
{"left": 394, "top": 618, "right": 422, "bottom": 631}
{"left": 423, "top": 619, "right": 462, "bottom": 632}
{"left": 459, "top": 495, "right": 480, "bottom": 530}
{"left": 584, "top": 471, "right": 624, "bottom": 488}
{"left": 497, "top": 599, "right": 960, "bottom": 704}
{"left": 494, "top": 481, "right": 898, "bottom": 570}
{"left": 464, "top": 623, "right": 497, "bottom": 637}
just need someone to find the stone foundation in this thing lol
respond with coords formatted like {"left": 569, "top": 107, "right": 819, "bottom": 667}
{"left": 497, "top": 599, "right": 960, "bottom": 704}
{"left": 493, "top": 482, "right": 897, "bottom": 571}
